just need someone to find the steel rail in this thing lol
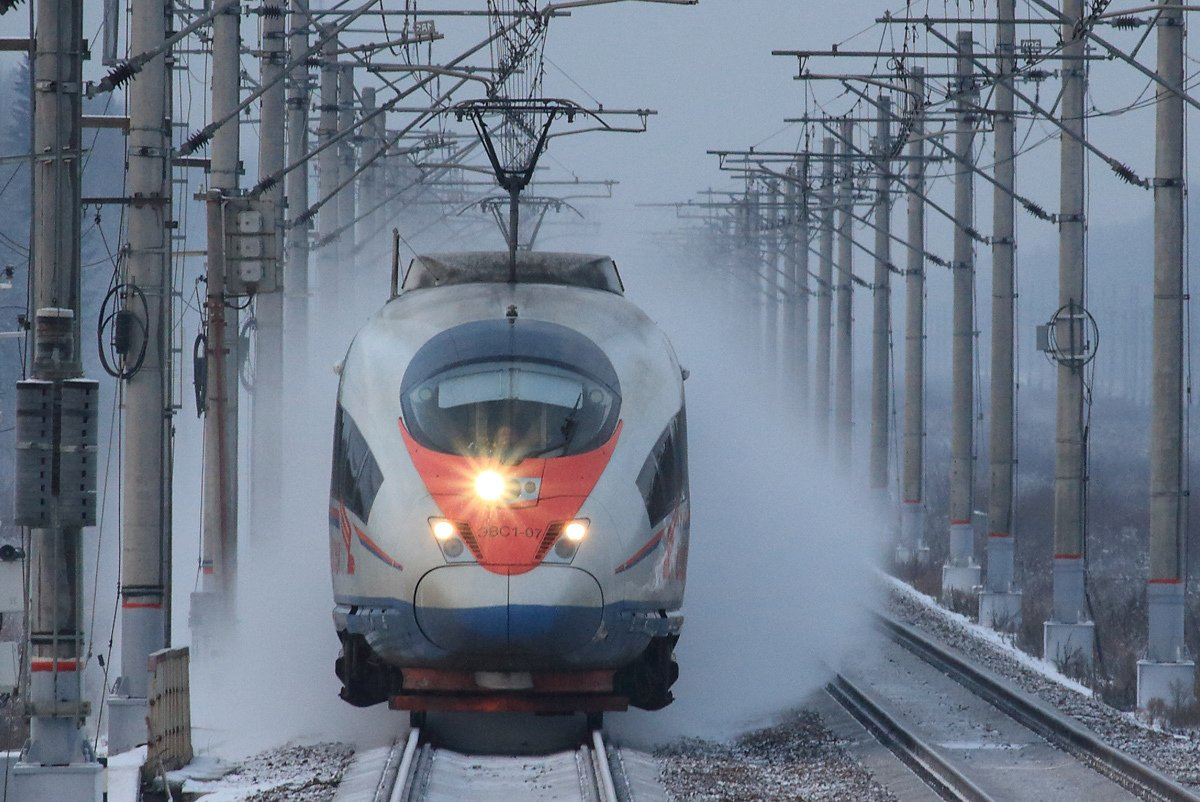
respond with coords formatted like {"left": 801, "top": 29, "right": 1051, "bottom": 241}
{"left": 364, "top": 725, "right": 622, "bottom": 801}
{"left": 827, "top": 675, "right": 993, "bottom": 801}
{"left": 876, "top": 612, "right": 1200, "bottom": 802}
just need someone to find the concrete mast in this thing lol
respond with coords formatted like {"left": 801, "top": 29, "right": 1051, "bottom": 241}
{"left": 1044, "top": 0, "right": 1095, "bottom": 668}
{"left": 834, "top": 118, "right": 854, "bottom": 473}
{"left": 943, "top": 31, "right": 981, "bottom": 596}
{"left": 196, "top": 0, "right": 242, "bottom": 635}
{"left": 869, "top": 97, "right": 892, "bottom": 504}
{"left": 794, "top": 156, "right": 810, "bottom": 417}
{"left": 14, "top": 0, "right": 104, "bottom": 796}
{"left": 1138, "top": 0, "right": 1195, "bottom": 708}
{"left": 337, "top": 63, "right": 356, "bottom": 301}
{"left": 981, "top": 0, "right": 1023, "bottom": 629}
{"left": 285, "top": 0, "right": 311, "bottom": 373}
{"left": 108, "top": 0, "right": 173, "bottom": 755}
{"left": 252, "top": 0, "right": 287, "bottom": 544}
{"left": 816, "top": 137, "right": 835, "bottom": 453}
{"left": 781, "top": 174, "right": 798, "bottom": 403}
{"left": 899, "top": 68, "right": 928, "bottom": 564}
{"left": 765, "top": 179, "right": 780, "bottom": 384}
{"left": 316, "top": 33, "right": 340, "bottom": 314}
{"left": 358, "top": 86, "right": 384, "bottom": 258}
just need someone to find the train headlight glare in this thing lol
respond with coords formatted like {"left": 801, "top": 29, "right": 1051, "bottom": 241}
{"left": 431, "top": 519, "right": 457, "bottom": 541}
{"left": 475, "top": 470, "right": 506, "bottom": 502}
{"left": 564, "top": 520, "right": 588, "bottom": 542}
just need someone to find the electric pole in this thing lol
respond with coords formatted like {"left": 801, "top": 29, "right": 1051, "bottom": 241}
{"left": 316, "top": 31, "right": 340, "bottom": 317}
{"left": 943, "top": 30, "right": 982, "bottom": 597}
{"left": 286, "top": 0, "right": 312, "bottom": 375}
{"left": 900, "top": 68, "right": 928, "bottom": 564}
{"left": 793, "top": 156, "right": 810, "bottom": 417}
{"left": 252, "top": 0, "right": 287, "bottom": 544}
{"left": 195, "top": 0, "right": 242, "bottom": 637}
{"left": 1138, "top": 0, "right": 1195, "bottom": 708}
{"left": 816, "top": 136, "right": 835, "bottom": 454}
{"left": 12, "top": 0, "right": 104, "bottom": 796}
{"left": 1044, "top": 0, "right": 1096, "bottom": 669}
{"left": 980, "top": 0, "right": 1023, "bottom": 630}
{"left": 835, "top": 118, "right": 854, "bottom": 473}
{"left": 869, "top": 96, "right": 892, "bottom": 505}
{"left": 337, "top": 62, "right": 357, "bottom": 300}
{"left": 108, "top": 0, "right": 173, "bottom": 755}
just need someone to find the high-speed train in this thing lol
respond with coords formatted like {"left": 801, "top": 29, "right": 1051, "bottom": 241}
{"left": 329, "top": 251, "right": 689, "bottom": 717}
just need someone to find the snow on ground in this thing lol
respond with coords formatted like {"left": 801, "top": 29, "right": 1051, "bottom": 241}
{"left": 656, "top": 711, "right": 895, "bottom": 802}
{"left": 884, "top": 577, "right": 1200, "bottom": 789}
{"left": 177, "top": 742, "right": 353, "bottom": 802}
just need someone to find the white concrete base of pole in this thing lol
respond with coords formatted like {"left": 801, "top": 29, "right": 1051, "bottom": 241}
{"left": 1136, "top": 659, "right": 1196, "bottom": 710}
{"left": 941, "top": 563, "right": 980, "bottom": 595}
{"left": 106, "top": 696, "right": 149, "bottom": 756}
{"left": 1043, "top": 620, "right": 1094, "bottom": 671}
{"left": 978, "top": 590, "right": 1022, "bottom": 631}
{"left": 11, "top": 761, "right": 104, "bottom": 801}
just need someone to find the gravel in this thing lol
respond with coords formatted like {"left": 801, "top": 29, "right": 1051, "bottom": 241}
{"left": 656, "top": 710, "right": 896, "bottom": 801}
{"left": 886, "top": 581, "right": 1200, "bottom": 790}
{"left": 186, "top": 742, "right": 355, "bottom": 802}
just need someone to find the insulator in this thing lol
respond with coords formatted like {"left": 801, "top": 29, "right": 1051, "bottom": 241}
{"left": 1109, "top": 16, "right": 1143, "bottom": 29}
{"left": 105, "top": 61, "right": 139, "bottom": 90}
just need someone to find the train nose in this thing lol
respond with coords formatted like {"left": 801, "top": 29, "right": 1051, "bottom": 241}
{"left": 414, "top": 565, "right": 603, "bottom": 656}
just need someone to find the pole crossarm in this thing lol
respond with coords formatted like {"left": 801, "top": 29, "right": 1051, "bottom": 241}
{"left": 842, "top": 82, "right": 1057, "bottom": 223}
{"left": 922, "top": 22, "right": 1150, "bottom": 188}
{"left": 1025, "top": 0, "right": 1200, "bottom": 112}
{"left": 818, "top": 118, "right": 989, "bottom": 244}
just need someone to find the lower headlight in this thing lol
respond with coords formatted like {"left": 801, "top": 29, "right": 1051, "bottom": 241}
{"left": 431, "top": 519, "right": 457, "bottom": 541}
{"left": 564, "top": 519, "right": 588, "bottom": 542}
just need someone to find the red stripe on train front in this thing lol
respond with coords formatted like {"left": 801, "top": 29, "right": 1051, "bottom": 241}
{"left": 400, "top": 418, "right": 621, "bottom": 575}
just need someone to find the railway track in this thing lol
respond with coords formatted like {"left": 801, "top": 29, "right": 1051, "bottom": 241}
{"left": 338, "top": 726, "right": 641, "bottom": 802}
{"left": 826, "top": 612, "right": 1200, "bottom": 802}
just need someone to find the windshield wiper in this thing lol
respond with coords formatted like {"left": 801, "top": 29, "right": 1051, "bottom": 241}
{"left": 520, "top": 392, "right": 583, "bottom": 461}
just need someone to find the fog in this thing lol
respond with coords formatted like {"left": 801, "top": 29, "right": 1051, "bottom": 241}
{"left": 0, "top": 0, "right": 1189, "bottom": 762}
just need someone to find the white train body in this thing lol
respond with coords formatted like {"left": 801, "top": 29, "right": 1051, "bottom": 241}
{"left": 330, "top": 252, "right": 688, "bottom": 713}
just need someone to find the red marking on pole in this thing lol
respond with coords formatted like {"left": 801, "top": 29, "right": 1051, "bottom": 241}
{"left": 121, "top": 601, "right": 162, "bottom": 609}
{"left": 987, "top": 532, "right": 1011, "bottom": 539}
{"left": 201, "top": 567, "right": 215, "bottom": 575}
{"left": 31, "top": 658, "right": 78, "bottom": 672}
{"left": 1053, "top": 553, "right": 1083, "bottom": 560}
{"left": 1148, "top": 577, "right": 1183, "bottom": 585}
{"left": 949, "top": 519, "right": 971, "bottom": 526}
{"left": 902, "top": 498, "right": 921, "bottom": 504}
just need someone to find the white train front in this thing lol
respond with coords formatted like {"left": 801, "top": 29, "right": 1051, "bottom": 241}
{"left": 329, "top": 252, "right": 689, "bottom": 716}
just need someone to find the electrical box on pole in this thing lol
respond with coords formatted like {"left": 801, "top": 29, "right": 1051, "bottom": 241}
{"left": 222, "top": 196, "right": 280, "bottom": 296}
{"left": 14, "top": 375, "right": 99, "bottom": 529}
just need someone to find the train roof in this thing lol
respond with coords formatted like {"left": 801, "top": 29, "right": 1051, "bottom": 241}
{"left": 401, "top": 251, "right": 625, "bottom": 295}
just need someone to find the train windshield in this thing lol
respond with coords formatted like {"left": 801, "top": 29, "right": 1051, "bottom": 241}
{"left": 400, "top": 320, "right": 621, "bottom": 462}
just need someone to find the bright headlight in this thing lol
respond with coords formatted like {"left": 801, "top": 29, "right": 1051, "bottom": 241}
{"left": 475, "top": 470, "right": 506, "bottom": 502}
{"left": 431, "top": 519, "right": 457, "bottom": 541}
{"left": 564, "top": 520, "right": 588, "bottom": 542}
